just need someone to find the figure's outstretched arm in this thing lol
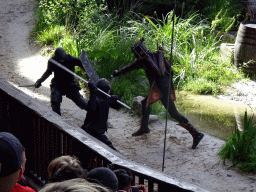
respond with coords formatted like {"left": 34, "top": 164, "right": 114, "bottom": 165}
{"left": 35, "top": 61, "right": 53, "bottom": 88}
{"left": 112, "top": 60, "right": 142, "bottom": 77}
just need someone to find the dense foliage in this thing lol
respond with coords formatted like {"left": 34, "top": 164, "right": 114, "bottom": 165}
{"left": 33, "top": 0, "right": 245, "bottom": 106}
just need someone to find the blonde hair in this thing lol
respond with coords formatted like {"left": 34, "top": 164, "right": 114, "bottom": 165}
{"left": 48, "top": 155, "right": 83, "bottom": 179}
{"left": 39, "top": 178, "right": 110, "bottom": 192}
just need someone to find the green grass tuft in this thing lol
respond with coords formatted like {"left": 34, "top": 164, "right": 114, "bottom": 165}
{"left": 218, "top": 111, "right": 256, "bottom": 173}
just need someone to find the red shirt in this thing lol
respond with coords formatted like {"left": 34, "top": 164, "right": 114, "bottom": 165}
{"left": 10, "top": 183, "right": 36, "bottom": 192}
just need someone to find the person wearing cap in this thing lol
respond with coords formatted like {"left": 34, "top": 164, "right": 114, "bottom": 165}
{"left": 87, "top": 167, "right": 118, "bottom": 192}
{"left": 113, "top": 169, "right": 147, "bottom": 192}
{"left": 35, "top": 47, "right": 88, "bottom": 115}
{"left": 81, "top": 79, "right": 123, "bottom": 151}
{"left": 0, "top": 132, "right": 35, "bottom": 192}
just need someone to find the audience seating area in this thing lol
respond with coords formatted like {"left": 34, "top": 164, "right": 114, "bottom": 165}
{"left": 0, "top": 77, "right": 208, "bottom": 192}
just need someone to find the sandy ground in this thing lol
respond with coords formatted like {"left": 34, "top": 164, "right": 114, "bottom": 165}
{"left": 1, "top": 1, "right": 256, "bottom": 191}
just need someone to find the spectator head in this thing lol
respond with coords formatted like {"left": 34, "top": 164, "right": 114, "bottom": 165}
{"left": 87, "top": 167, "right": 118, "bottom": 192}
{"left": 113, "top": 169, "right": 133, "bottom": 191}
{"left": 50, "top": 165, "right": 87, "bottom": 183}
{"left": 0, "top": 132, "right": 24, "bottom": 192}
{"left": 39, "top": 178, "right": 110, "bottom": 192}
{"left": 48, "top": 155, "right": 87, "bottom": 182}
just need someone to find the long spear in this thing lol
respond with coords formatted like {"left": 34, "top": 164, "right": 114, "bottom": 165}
{"left": 162, "top": 0, "right": 176, "bottom": 172}
{"left": 49, "top": 58, "right": 131, "bottom": 110}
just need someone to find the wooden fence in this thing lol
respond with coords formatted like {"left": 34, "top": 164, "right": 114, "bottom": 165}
{"left": 0, "top": 77, "right": 209, "bottom": 192}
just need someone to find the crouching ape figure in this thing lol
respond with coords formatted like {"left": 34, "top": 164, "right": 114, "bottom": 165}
{"left": 112, "top": 38, "right": 204, "bottom": 149}
{"left": 81, "top": 78, "right": 123, "bottom": 151}
{"left": 35, "top": 47, "right": 88, "bottom": 115}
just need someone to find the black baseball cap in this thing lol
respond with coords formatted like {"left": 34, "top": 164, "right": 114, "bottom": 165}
{"left": 0, "top": 132, "right": 23, "bottom": 177}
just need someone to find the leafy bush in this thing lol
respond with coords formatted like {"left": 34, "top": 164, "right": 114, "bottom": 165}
{"left": 131, "top": 11, "right": 244, "bottom": 94}
{"left": 33, "top": 0, "right": 245, "bottom": 107}
{"left": 200, "top": 0, "right": 245, "bottom": 30}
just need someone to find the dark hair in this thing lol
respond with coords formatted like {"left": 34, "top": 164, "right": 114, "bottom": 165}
{"left": 113, "top": 169, "right": 133, "bottom": 190}
{"left": 50, "top": 165, "right": 87, "bottom": 183}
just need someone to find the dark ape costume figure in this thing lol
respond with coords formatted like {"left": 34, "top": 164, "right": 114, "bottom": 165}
{"left": 81, "top": 78, "right": 123, "bottom": 151}
{"left": 112, "top": 38, "right": 204, "bottom": 149}
{"left": 35, "top": 47, "right": 88, "bottom": 115}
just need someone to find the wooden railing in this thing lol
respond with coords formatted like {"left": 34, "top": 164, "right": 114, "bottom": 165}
{"left": 0, "top": 77, "right": 209, "bottom": 192}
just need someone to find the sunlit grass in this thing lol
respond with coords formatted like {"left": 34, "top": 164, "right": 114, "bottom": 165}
{"left": 128, "top": 11, "right": 244, "bottom": 94}
{"left": 218, "top": 111, "right": 256, "bottom": 173}
{"left": 32, "top": 0, "right": 245, "bottom": 105}
{"left": 36, "top": 25, "right": 67, "bottom": 46}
